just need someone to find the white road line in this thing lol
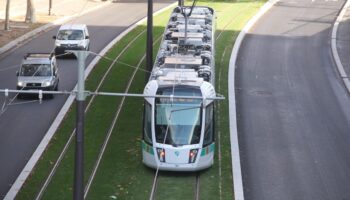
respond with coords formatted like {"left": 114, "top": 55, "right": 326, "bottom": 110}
{"left": 228, "top": 0, "right": 279, "bottom": 200}
{"left": 0, "top": 2, "right": 110, "bottom": 55}
{"left": 4, "top": 2, "right": 176, "bottom": 200}
{"left": 34, "top": 28, "right": 147, "bottom": 200}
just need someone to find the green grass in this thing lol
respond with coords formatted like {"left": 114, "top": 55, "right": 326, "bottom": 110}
{"left": 155, "top": 172, "right": 196, "bottom": 200}
{"left": 196, "top": 1, "right": 266, "bottom": 200}
{"left": 16, "top": 1, "right": 266, "bottom": 199}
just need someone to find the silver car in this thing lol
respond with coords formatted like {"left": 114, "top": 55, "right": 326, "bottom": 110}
{"left": 16, "top": 53, "right": 59, "bottom": 99}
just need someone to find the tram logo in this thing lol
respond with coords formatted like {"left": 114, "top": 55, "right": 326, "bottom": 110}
{"left": 175, "top": 151, "right": 180, "bottom": 157}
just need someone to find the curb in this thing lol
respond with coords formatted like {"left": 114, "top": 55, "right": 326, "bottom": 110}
{"left": 228, "top": 0, "right": 279, "bottom": 200}
{"left": 4, "top": 2, "right": 176, "bottom": 199}
{"left": 0, "top": 1, "right": 111, "bottom": 55}
{"left": 331, "top": 0, "right": 350, "bottom": 93}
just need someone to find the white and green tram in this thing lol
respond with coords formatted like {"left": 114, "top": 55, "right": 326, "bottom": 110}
{"left": 142, "top": 6, "right": 216, "bottom": 171}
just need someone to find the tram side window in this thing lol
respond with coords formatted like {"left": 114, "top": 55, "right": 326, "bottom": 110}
{"left": 143, "top": 102, "right": 153, "bottom": 144}
{"left": 203, "top": 103, "right": 214, "bottom": 146}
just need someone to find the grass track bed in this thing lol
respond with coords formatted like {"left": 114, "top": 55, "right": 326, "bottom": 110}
{"left": 16, "top": 1, "right": 266, "bottom": 199}
{"left": 155, "top": 172, "right": 197, "bottom": 200}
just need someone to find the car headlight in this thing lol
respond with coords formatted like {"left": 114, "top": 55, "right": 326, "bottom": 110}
{"left": 55, "top": 42, "right": 61, "bottom": 47}
{"left": 42, "top": 81, "right": 52, "bottom": 87}
{"left": 17, "top": 81, "right": 25, "bottom": 87}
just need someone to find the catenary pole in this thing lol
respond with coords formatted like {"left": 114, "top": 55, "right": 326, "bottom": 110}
{"left": 72, "top": 50, "right": 89, "bottom": 200}
{"left": 146, "top": 0, "right": 153, "bottom": 82}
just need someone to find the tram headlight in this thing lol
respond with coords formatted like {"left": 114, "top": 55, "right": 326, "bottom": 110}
{"left": 189, "top": 149, "right": 199, "bottom": 163}
{"left": 156, "top": 148, "right": 165, "bottom": 162}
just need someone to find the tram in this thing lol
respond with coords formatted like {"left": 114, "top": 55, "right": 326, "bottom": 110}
{"left": 142, "top": 6, "right": 216, "bottom": 171}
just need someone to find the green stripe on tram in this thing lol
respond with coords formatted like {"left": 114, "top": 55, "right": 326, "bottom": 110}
{"left": 142, "top": 141, "right": 154, "bottom": 155}
{"left": 201, "top": 143, "right": 215, "bottom": 156}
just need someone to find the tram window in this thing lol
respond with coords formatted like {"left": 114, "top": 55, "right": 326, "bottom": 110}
{"left": 203, "top": 103, "right": 214, "bottom": 146}
{"left": 143, "top": 102, "right": 153, "bottom": 144}
{"left": 155, "top": 86, "right": 202, "bottom": 145}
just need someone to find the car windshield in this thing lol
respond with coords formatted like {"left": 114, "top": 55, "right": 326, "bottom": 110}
{"left": 20, "top": 64, "right": 51, "bottom": 76}
{"left": 155, "top": 86, "right": 202, "bottom": 146}
{"left": 57, "top": 29, "right": 84, "bottom": 40}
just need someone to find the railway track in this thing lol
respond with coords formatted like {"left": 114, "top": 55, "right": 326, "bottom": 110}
{"left": 34, "top": 29, "right": 163, "bottom": 199}
{"left": 214, "top": 4, "right": 249, "bottom": 199}
{"left": 195, "top": 173, "right": 200, "bottom": 200}
{"left": 34, "top": 28, "right": 146, "bottom": 200}
{"left": 149, "top": 172, "right": 201, "bottom": 200}
{"left": 33, "top": 2, "right": 253, "bottom": 198}
{"left": 147, "top": 4, "right": 253, "bottom": 200}
{"left": 84, "top": 34, "right": 163, "bottom": 197}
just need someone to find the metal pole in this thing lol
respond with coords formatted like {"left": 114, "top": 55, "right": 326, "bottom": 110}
{"left": 146, "top": 0, "right": 153, "bottom": 82}
{"left": 49, "top": 0, "right": 52, "bottom": 15}
{"left": 184, "top": 12, "right": 188, "bottom": 43}
{"left": 72, "top": 50, "right": 89, "bottom": 200}
{"left": 178, "top": 0, "right": 183, "bottom": 7}
{"left": 5, "top": 0, "right": 10, "bottom": 30}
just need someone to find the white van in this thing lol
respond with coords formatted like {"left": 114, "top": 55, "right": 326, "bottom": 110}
{"left": 53, "top": 24, "right": 90, "bottom": 56}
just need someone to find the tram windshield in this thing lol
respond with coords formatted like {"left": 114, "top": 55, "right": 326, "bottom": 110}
{"left": 155, "top": 86, "right": 202, "bottom": 146}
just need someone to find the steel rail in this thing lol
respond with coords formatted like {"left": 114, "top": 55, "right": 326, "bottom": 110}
{"left": 146, "top": 3, "right": 251, "bottom": 200}
{"left": 195, "top": 173, "right": 200, "bottom": 200}
{"left": 83, "top": 34, "right": 164, "bottom": 198}
{"left": 149, "top": 171, "right": 159, "bottom": 200}
{"left": 34, "top": 29, "right": 147, "bottom": 200}
{"left": 20, "top": 2, "right": 247, "bottom": 198}
{"left": 148, "top": 4, "right": 245, "bottom": 200}
{"left": 215, "top": 4, "right": 253, "bottom": 41}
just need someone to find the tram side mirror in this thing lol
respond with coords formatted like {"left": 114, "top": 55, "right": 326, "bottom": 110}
{"left": 52, "top": 36, "right": 56, "bottom": 39}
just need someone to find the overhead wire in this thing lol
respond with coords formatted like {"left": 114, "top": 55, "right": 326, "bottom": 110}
{"left": 34, "top": 28, "right": 148, "bottom": 200}
{"left": 0, "top": 64, "right": 21, "bottom": 72}
{"left": 0, "top": 63, "right": 51, "bottom": 118}
{"left": 0, "top": 0, "right": 94, "bottom": 117}
{"left": 149, "top": 3, "right": 204, "bottom": 199}
{"left": 84, "top": 34, "right": 164, "bottom": 198}
{"left": 0, "top": 1, "right": 222, "bottom": 198}
{"left": 0, "top": 0, "right": 91, "bottom": 113}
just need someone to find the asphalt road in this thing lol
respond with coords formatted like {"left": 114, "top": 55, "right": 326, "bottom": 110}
{"left": 0, "top": 0, "right": 173, "bottom": 197}
{"left": 236, "top": 0, "right": 350, "bottom": 199}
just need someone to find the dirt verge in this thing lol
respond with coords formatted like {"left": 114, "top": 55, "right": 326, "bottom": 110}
{"left": 0, "top": 14, "right": 60, "bottom": 47}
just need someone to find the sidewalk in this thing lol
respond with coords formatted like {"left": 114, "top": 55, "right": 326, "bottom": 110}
{"left": 0, "top": 0, "right": 106, "bottom": 49}
{"left": 0, "top": 0, "right": 105, "bottom": 19}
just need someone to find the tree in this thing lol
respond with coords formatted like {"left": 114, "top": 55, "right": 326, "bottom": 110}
{"left": 25, "top": 0, "right": 36, "bottom": 23}
{"left": 4, "top": 0, "right": 10, "bottom": 30}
